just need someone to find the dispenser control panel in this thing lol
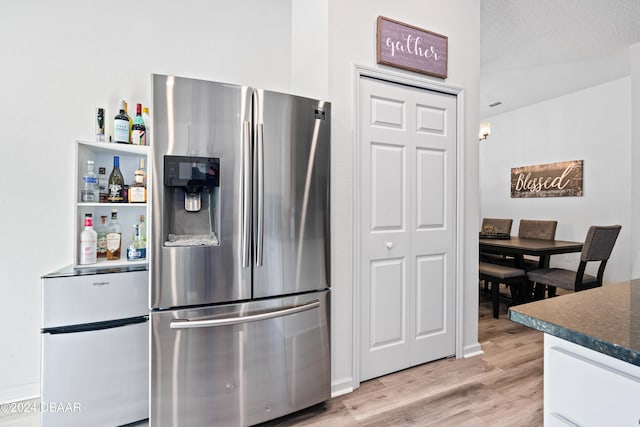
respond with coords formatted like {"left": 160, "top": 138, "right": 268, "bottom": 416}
{"left": 164, "top": 156, "right": 220, "bottom": 188}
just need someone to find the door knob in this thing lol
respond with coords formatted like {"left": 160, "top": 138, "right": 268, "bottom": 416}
{"left": 385, "top": 242, "right": 394, "bottom": 249}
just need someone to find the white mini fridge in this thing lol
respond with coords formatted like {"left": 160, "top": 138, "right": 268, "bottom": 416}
{"left": 41, "top": 266, "right": 149, "bottom": 427}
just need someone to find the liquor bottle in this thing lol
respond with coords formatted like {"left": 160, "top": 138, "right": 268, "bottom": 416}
{"left": 108, "top": 156, "right": 125, "bottom": 203}
{"left": 79, "top": 213, "right": 97, "bottom": 265}
{"left": 106, "top": 209, "right": 122, "bottom": 260}
{"left": 97, "top": 167, "right": 108, "bottom": 202}
{"left": 130, "top": 103, "right": 146, "bottom": 145}
{"left": 126, "top": 223, "right": 146, "bottom": 261}
{"left": 142, "top": 107, "right": 151, "bottom": 145}
{"left": 138, "top": 157, "right": 146, "bottom": 185}
{"left": 95, "top": 107, "right": 105, "bottom": 142}
{"left": 113, "top": 100, "right": 130, "bottom": 144}
{"left": 124, "top": 101, "right": 133, "bottom": 140}
{"left": 81, "top": 160, "right": 98, "bottom": 202}
{"left": 128, "top": 167, "right": 147, "bottom": 203}
{"left": 139, "top": 214, "right": 147, "bottom": 244}
{"left": 96, "top": 215, "right": 108, "bottom": 259}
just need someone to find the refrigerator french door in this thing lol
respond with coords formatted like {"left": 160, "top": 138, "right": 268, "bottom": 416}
{"left": 151, "top": 291, "right": 330, "bottom": 426}
{"left": 150, "top": 74, "right": 331, "bottom": 426}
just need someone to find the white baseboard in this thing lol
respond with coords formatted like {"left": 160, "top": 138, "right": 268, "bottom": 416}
{"left": 331, "top": 377, "right": 354, "bottom": 398}
{"left": 462, "top": 342, "right": 484, "bottom": 358}
{"left": 0, "top": 383, "right": 39, "bottom": 405}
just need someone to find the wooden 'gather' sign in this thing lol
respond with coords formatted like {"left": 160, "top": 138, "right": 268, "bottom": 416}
{"left": 511, "top": 160, "right": 583, "bottom": 198}
{"left": 376, "top": 16, "right": 448, "bottom": 79}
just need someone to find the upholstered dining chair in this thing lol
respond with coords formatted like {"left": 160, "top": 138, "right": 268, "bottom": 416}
{"left": 527, "top": 225, "right": 621, "bottom": 295}
{"left": 479, "top": 218, "right": 513, "bottom": 263}
{"left": 518, "top": 219, "right": 558, "bottom": 270}
{"left": 481, "top": 218, "right": 513, "bottom": 235}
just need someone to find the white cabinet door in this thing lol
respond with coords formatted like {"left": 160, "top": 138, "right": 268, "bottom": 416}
{"left": 41, "top": 320, "right": 149, "bottom": 427}
{"left": 544, "top": 334, "right": 640, "bottom": 426}
{"left": 359, "top": 76, "right": 457, "bottom": 381}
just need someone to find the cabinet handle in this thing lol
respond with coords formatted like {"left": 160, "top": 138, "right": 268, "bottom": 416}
{"left": 385, "top": 242, "right": 394, "bottom": 249}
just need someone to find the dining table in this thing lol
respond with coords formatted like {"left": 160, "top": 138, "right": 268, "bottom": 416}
{"left": 479, "top": 235, "right": 584, "bottom": 298}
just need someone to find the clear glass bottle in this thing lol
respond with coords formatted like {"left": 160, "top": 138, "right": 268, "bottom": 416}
{"left": 97, "top": 167, "right": 108, "bottom": 202}
{"left": 130, "top": 103, "right": 146, "bottom": 145}
{"left": 138, "top": 214, "right": 147, "bottom": 245}
{"left": 81, "top": 160, "right": 98, "bottom": 202}
{"left": 79, "top": 213, "right": 97, "bottom": 265}
{"left": 128, "top": 168, "right": 147, "bottom": 203}
{"left": 106, "top": 209, "right": 122, "bottom": 261}
{"left": 96, "top": 215, "right": 108, "bottom": 259}
{"left": 113, "top": 100, "right": 130, "bottom": 144}
{"left": 126, "top": 223, "right": 146, "bottom": 261}
{"left": 142, "top": 107, "right": 151, "bottom": 145}
{"left": 108, "top": 156, "right": 125, "bottom": 203}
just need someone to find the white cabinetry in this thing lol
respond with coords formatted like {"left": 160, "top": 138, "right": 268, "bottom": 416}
{"left": 544, "top": 334, "right": 640, "bottom": 426}
{"left": 74, "top": 141, "right": 151, "bottom": 268}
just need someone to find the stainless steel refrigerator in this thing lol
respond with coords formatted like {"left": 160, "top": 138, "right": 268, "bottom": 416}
{"left": 150, "top": 74, "right": 331, "bottom": 426}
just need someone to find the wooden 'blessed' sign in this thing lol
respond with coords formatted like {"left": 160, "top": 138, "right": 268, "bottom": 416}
{"left": 511, "top": 160, "right": 583, "bottom": 198}
{"left": 376, "top": 16, "right": 448, "bottom": 79}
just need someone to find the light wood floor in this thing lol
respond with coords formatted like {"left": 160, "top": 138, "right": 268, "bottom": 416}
{"left": 261, "top": 294, "right": 544, "bottom": 427}
{"left": 0, "top": 295, "right": 543, "bottom": 427}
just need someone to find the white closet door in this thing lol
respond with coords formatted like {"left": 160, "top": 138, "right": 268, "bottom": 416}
{"left": 359, "top": 76, "right": 457, "bottom": 381}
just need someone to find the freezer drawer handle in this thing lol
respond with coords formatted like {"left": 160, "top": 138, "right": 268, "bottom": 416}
{"left": 169, "top": 300, "right": 320, "bottom": 329}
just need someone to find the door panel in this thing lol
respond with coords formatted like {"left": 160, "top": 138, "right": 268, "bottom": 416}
{"left": 253, "top": 90, "right": 331, "bottom": 298}
{"left": 416, "top": 148, "right": 446, "bottom": 227}
{"left": 42, "top": 321, "right": 149, "bottom": 427}
{"left": 370, "top": 142, "right": 405, "bottom": 231}
{"left": 150, "top": 291, "right": 331, "bottom": 427}
{"left": 360, "top": 76, "right": 456, "bottom": 381}
{"left": 151, "top": 75, "right": 252, "bottom": 309}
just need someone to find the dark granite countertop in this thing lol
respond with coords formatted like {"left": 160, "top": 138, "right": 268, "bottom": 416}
{"left": 509, "top": 279, "right": 640, "bottom": 367}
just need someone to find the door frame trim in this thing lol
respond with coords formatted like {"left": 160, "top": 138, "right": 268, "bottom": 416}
{"left": 352, "top": 64, "right": 466, "bottom": 389}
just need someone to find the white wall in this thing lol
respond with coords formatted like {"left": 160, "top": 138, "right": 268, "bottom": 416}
{"left": 0, "top": 0, "right": 481, "bottom": 403}
{"left": 327, "top": 0, "right": 481, "bottom": 394}
{"left": 291, "top": 0, "right": 329, "bottom": 100}
{"left": 631, "top": 43, "right": 640, "bottom": 278}
{"left": 479, "top": 78, "right": 632, "bottom": 284}
{"left": 0, "top": 0, "right": 293, "bottom": 403}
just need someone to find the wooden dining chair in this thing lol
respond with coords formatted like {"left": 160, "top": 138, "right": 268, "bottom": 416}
{"left": 527, "top": 225, "right": 621, "bottom": 295}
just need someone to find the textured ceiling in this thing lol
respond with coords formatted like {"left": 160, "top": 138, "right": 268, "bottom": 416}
{"left": 480, "top": 0, "right": 640, "bottom": 118}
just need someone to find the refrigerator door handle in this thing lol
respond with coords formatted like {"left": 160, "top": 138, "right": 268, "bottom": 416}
{"left": 169, "top": 300, "right": 320, "bottom": 329}
{"left": 256, "top": 122, "right": 265, "bottom": 266}
{"left": 242, "top": 120, "right": 252, "bottom": 268}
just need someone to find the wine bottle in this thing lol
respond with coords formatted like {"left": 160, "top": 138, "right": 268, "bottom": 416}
{"left": 124, "top": 101, "right": 133, "bottom": 141}
{"left": 79, "top": 213, "right": 97, "bottom": 265}
{"left": 106, "top": 209, "right": 122, "bottom": 260}
{"left": 130, "top": 103, "right": 146, "bottom": 145}
{"left": 108, "top": 156, "right": 125, "bottom": 203}
{"left": 142, "top": 107, "right": 151, "bottom": 145}
{"left": 113, "top": 100, "right": 130, "bottom": 144}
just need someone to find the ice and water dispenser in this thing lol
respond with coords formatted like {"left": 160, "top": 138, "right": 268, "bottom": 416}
{"left": 162, "top": 155, "right": 220, "bottom": 246}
